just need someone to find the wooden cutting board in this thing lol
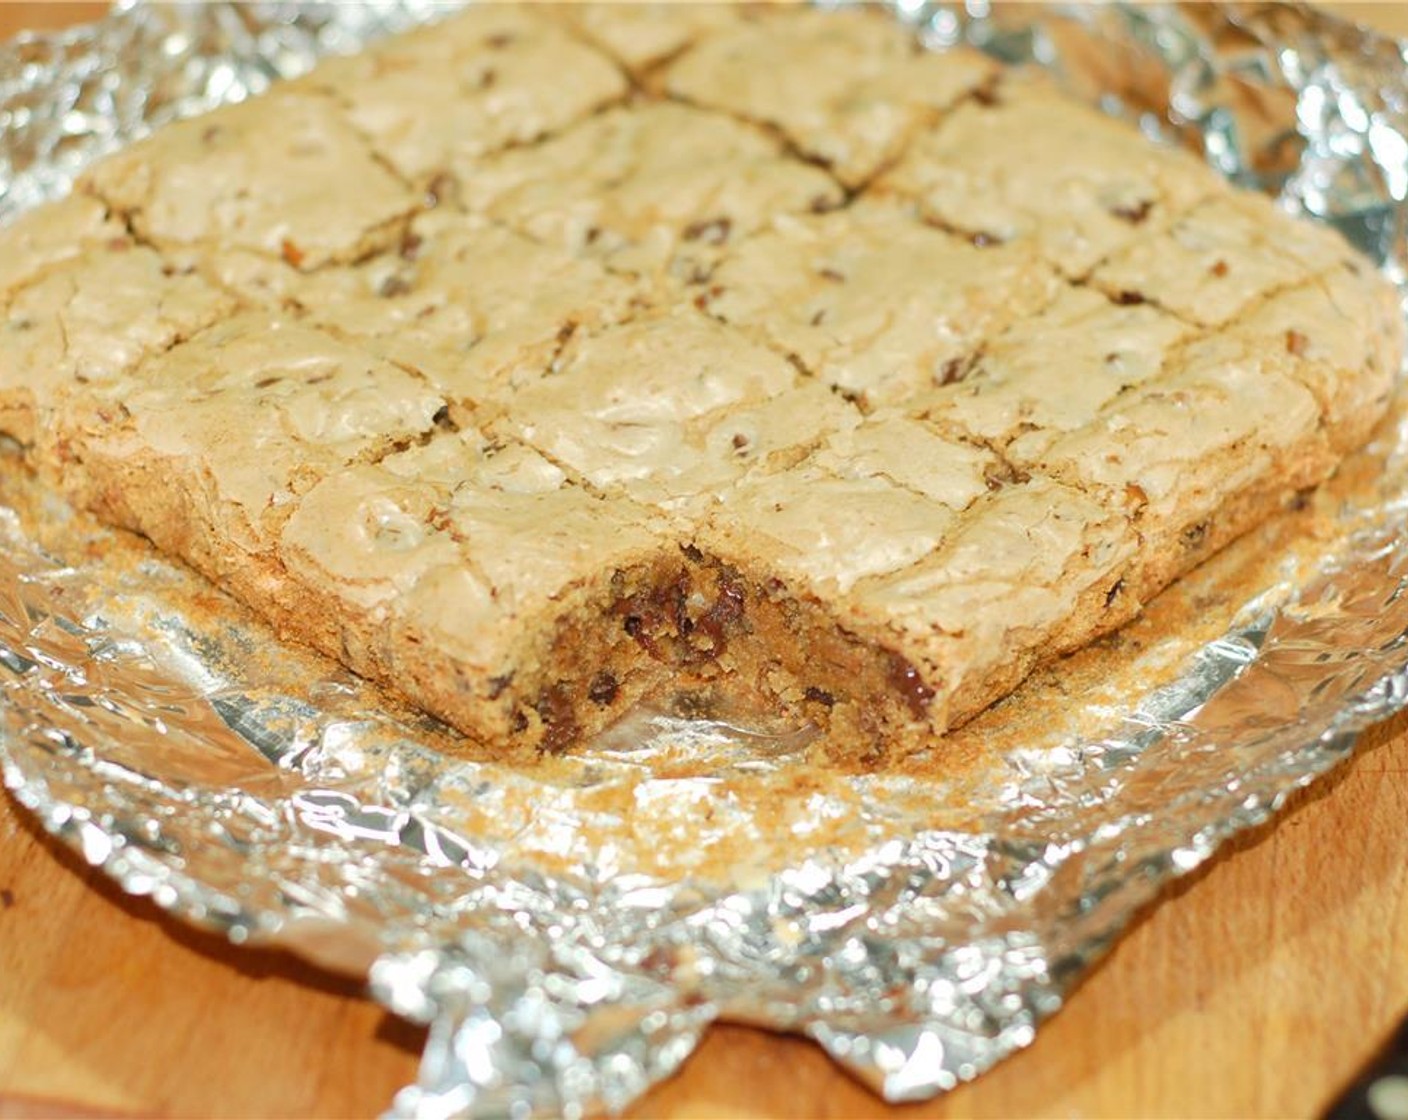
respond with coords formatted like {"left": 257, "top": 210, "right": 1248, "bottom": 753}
{"left": 2, "top": 3, "right": 1407, "bottom": 1117}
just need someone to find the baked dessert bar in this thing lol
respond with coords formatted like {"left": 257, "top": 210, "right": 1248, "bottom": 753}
{"left": 0, "top": 4, "right": 1401, "bottom": 764}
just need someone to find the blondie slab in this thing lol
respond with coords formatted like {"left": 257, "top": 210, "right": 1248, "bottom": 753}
{"left": 0, "top": 5, "right": 1401, "bottom": 763}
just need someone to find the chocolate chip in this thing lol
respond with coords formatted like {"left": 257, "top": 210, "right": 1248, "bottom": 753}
{"left": 587, "top": 671, "right": 619, "bottom": 706}
{"left": 885, "top": 652, "right": 935, "bottom": 718}
{"left": 693, "top": 283, "right": 726, "bottom": 312}
{"left": 694, "top": 569, "right": 747, "bottom": 659}
{"left": 804, "top": 686, "right": 835, "bottom": 707}
{"left": 682, "top": 217, "right": 732, "bottom": 245}
{"left": 534, "top": 683, "right": 579, "bottom": 754}
{"left": 487, "top": 672, "right": 514, "bottom": 699}
{"left": 1111, "top": 200, "right": 1152, "bottom": 224}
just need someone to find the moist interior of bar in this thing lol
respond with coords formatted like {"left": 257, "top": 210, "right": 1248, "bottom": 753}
{"left": 505, "top": 543, "right": 941, "bottom": 758}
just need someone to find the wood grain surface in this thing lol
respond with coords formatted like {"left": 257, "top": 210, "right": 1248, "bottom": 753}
{"left": 2, "top": 2, "right": 1408, "bottom": 1117}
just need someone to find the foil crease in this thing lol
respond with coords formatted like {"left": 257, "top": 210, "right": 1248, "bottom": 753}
{"left": 3, "top": 3, "right": 1408, "bottom": 1116}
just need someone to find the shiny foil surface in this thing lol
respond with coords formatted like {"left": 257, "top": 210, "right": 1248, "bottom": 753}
{"left": 3, "top": 3, "right": 1408, "bottom": 1116}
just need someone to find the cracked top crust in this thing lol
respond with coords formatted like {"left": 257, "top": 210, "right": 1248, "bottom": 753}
{"left": 498, "top": 308, "right": 804, "bottom": 509}
{"left": 0, "top": 242, "right": 234, "bottom": 445}
{"left": 299, "top": 6, "right": 627, "bottom": 188}
{"left": 697, "top": 201, "right": 1061, "bottom": 408}
{"left": 700, "top": 414, "right": 1002, "bottom": 596}
{"left": 0, "top": 194, "right": 125, "bottom": 299}
{"left": 665, "top": 7, "right": 998, "bottom": 187}
{"left": 206, "top": 209, "right": 646, "bottom": 404}
{"left": 456, "top": 101, "right": 842, "bottom": 278}
{"left": 912, "top": 285, "right": 1195, "bottom": 458}
{"left": 877, "top": 75, "right": 1223, "bottom": 276}
{"left": 0, "top": 3, "right": 1400, "bottom": 758}
{"left": 846, "top": 476, "right": 1137, "bottom": 716}
{"left": 282, "top": 429, "right": 666, "bottom": 664}
{"left": 556, "top": 1, "right": 750, "bottom": 74}
{"left": 1090, "top": 192, "right": 1366, "bottom": 327}
{"left": 1030, "top": 348, "right": 1328, "bottom": 526}
{"left": 71, "top": 313, "right": 447, "bottom": 552}
{"left": 79, "top": 92, "right": 421, "bottom": 269}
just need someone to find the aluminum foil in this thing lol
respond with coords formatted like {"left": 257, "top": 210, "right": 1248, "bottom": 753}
{"left": 3, "top": 2, "right": 1408, "bottom": 1116}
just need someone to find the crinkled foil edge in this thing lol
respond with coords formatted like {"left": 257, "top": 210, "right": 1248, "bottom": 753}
{"left": 2, "top": 3, "right": 1408, "bottom": 1118}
